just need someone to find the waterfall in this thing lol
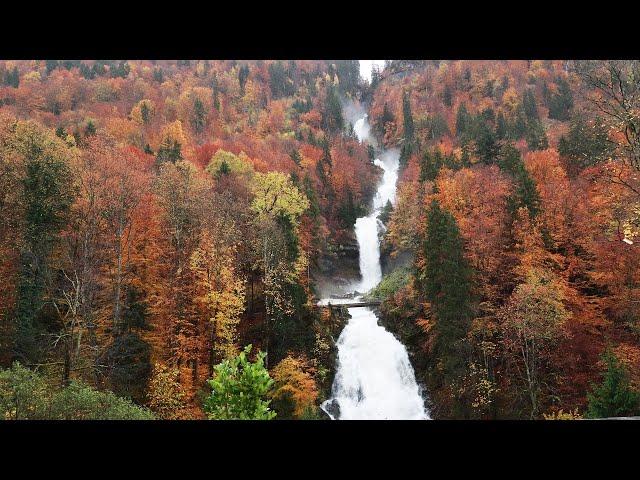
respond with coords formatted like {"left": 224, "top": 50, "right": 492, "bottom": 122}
{"left": 353, "top": 150, "right": 398, "bottom": 293}
{"left": 320, "top": 66, "right": 429, "bottom": 419}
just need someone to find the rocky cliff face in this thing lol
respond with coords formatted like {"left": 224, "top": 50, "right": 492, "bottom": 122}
{"left": 313, "top": 305, "right": 350, "bottom": 409}
{"left": 312, "top": 229, "right": 361, "bottom": 298}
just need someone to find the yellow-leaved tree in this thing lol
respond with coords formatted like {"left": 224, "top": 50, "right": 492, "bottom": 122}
{"left": 250, "top": 172, "right": 310, "bottom": 366}
{"left": 191, "top": 230, "right": 246, "bottom": 366}
{"left": 205, "top": 149, "right": 254, "bottom": 179}
{"left": 251, "top": 171, "right": 310, "bottom": 223}
{"left": 148, "top": 363, "right": 189, "bottom": 420}
{"left": 251, "top": 170, "right": 310, "bottom": 287}
{"left": 270, "top": 355, "right": 319, "bottom": 419}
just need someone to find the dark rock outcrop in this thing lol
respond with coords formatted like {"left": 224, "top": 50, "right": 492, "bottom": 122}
{"left": 312, "top": 230, "right": 361, "bottom": 298}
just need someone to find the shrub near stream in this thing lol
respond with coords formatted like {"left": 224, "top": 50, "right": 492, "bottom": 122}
{"left": 365, "top": 267, "right": 425, "bottom": 352}
{"left": 366, "top": 267, "right": 411, "bottom": 302}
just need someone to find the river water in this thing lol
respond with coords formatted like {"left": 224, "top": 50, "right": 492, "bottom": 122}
{"left": 320, "top": 74, "right": 429, "bottom": 419}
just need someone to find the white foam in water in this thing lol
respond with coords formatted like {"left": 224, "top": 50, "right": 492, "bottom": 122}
{"left": 354, "top": 215, "right": 382, "bottom": 293}
{"left": 353, "top": 150, "right": 398, "bottom": 293}
{"left": 329, "top": 306, "right": 428, "bottom": 420}
{"left": 321, "top": 72, "right": 429, "bottom": 419}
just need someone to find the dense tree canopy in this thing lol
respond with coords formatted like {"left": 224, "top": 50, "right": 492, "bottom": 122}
{"left": 372, "top": 59, "right": 640, "bottom": 419}
{"left": 0, "top": 59, "right": 639, "bottom": 420}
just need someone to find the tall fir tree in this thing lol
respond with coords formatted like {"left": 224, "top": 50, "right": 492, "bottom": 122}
{"left": 496, "top": 111, "right": 507, "bottom": 140}
{"left": 335, "top": 60, "right": 360, "bottom": 96}
{"left": 377, "top": 102, "right": 395, "bottom": 138}
{"left": 525, "top": 119, "right": 549, "bottom": 151}
{"left": 522, "top": 89, "right": 539, "bottom": 121}
{"left": 421, "top": 200, "right": 474, "bottom": 384}
{"left": 399, "top": 90, "right": 415, "bottom": 167}
{"left": 510, "top": 106, "right": 527, "bottom": 140}
{"left": 238, "top": 64, "right": 250, "bottom": 96}
{"left": 324, "top": 85, "right": 344, "bottom": 135}
{"left": 499, "top": 144, "right": 542, "bottom": 218}
{"left": 13, "top": 127, "right": 75, "bottom": 364}
{"left": 402, "top": 90, "right": 415, "bottom": 146}
{"left": 192, "top": 98, "right": 206, "bottom": 133}
{"left": 586, "top": 350, "right": 640, "bottom": 418}
{"left": 455, "top": 103, "right": 471, "bottom": 138}
{"left": 558, "top": 115, "right": 612, "bottom": 175}
{"left": 475, "top": 121, "right": 501, "bottom": 164}
{"left": 443, "top": 84, "right": 453, "bottom": 107}
{"left": 548, "top": 76, "right": 574, "bottom": 121}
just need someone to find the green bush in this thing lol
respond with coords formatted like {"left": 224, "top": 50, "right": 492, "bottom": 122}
{"left": 586, "top": 351, "right": 640, "bottom": 419}
{"left": 50, "top": 382, "right": 155, "bottom": 420}
{"left": 0, "top": 363, "right": 51, "bottom": 419}
{"left": 204, "top": 345, "right": 276, "bottom": 420}
{"left": 0, "top": 363, "right": 154, "bottom": 420}
{"left": 367, "top": 267, "right": 411, "bottom": 301}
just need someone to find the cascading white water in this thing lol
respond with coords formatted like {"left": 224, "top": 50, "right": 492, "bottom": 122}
{"left": 354, "top": 150, "right": 398, "bottom": 293}
{"left": 320, "top": 82, "right": 429, "bottom": 420}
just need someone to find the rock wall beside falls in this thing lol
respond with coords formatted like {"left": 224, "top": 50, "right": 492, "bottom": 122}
{"left": 312, "top": 230, "right": 361, "bottom": 298}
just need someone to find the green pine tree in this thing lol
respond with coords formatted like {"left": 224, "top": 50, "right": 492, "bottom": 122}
{"left": 558, "top": 115, "right": 612, "bottom": 175}
{"left": 499, "top": 145, "right": 542, "bottom": 218}
{"left": 85, "top": 120, "right": 96, "bottom": 137}
{"left": 455, "top": 103, "right": 471, "bottom": 138}
{"left": 548, "top": 76, "right": 574, "bottom": 121}
{"left": 212, "top": 74, "right": 220, "bottom": 111}
{"left": 509, "top": 106, "right": 527, "bottom": 140}
{"left": 140, "top": 102, "right": 150, "bottom": 125}
{"left": 586, "top": 350, "right": 640, "bottom": 418}
{"left": 525, "top": 119, "right": 548, "bottom": 151}
{"left": 421, "top": 200, "right": 474, "bottom": 383}
{"left": 289, "top": 149, "right": 302, "bottom": 167}
{"left": 153, "top": 67, "right": 164, "bottom": 83}
{"left": 45, "top": 60, "right": 59, "bottom": 75}
{"left": 13, "top": 130, "right": 75, "bottom": 364}
{"left": 377, "top": 102, "right": 395, "bottom": 138}
{"left": 335, "top": 60, "right": 360, "bottom": 96}
{"left": 402, "top": 90, "right": 415, "bottom": 146}
{"left": 496, "top": 111, "right": 507, "bottom": 140}
{"left": 420, "top": 149, "right": 444, "bottom": 182}
{"left": 4, "top": 67, "right": 20, "bottom": 88}
{"left": 522, "top": 88, "right": 539, "bottom": 121}
{"left": 191, "top": 98, "right": 206, "bottom": 133}
{"left": 155, "top": 139, "right": 182, "bottom": 166}
{"left": 474, "top": 121, "right": 501, "bottom": 164}
{"left": 238, "top": 64, "right": 250, "bottom": 96}
{"left": 322, "top": 85, "right": 344, "bottom": 134}
{"left": 443, "top": 84, "right": 453, "bottom": 107}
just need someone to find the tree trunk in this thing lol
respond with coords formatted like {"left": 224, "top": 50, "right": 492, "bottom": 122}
{"left": 113, "top": 222, "right": 124, "bottom": 336}
{"left": 63, "top": 344, "right": 71, "bottom": 387}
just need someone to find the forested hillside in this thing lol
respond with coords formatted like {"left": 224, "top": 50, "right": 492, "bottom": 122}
{"left": 368, "top": 60, "right": 640, "bottom": 419}
{"left": 0, "top": 60, "right": 638, "bottom": 420}
{"left": 0, "top": 60, "right": 374, "bottom": 419}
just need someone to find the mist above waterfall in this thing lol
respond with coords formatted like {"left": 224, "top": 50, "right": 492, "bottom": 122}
{"left": 359, "top": 60, "right": 386, "bottom": 83}
{"left": 342, "top": 98, "right": 367, "bottom": 126}
{"left": 342, "top": 97, "right": 377, "bottom": 148}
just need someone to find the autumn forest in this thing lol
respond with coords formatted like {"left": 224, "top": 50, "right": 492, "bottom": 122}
{"left": 0, "top": 59, "right": 639, "bottom": 420}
